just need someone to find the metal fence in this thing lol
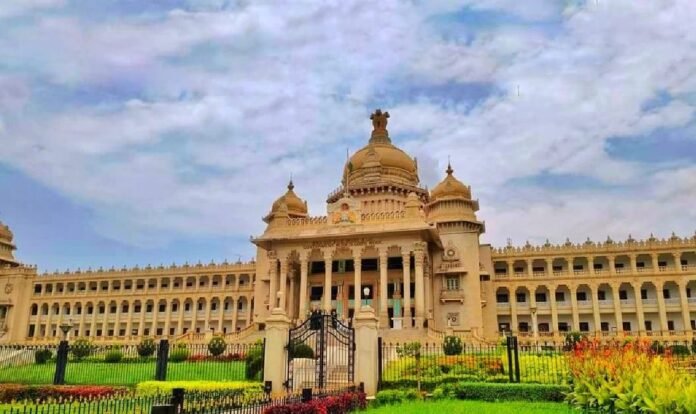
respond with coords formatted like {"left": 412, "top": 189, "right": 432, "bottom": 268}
{"left": 0, "top": 386, "right": 362, "bottom": 414}
{"left": 378, "top": 337, "right": 696, "bottom": 390}
{"left": 0, "top": 340, "right": 264, "bottom": 386}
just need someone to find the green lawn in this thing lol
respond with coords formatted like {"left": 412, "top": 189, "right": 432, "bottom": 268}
{"left": 366, "top": 400, "right": 573, "bottom": 413}
{"left": 0, "top": 361, "right": 247, "bottom": 385}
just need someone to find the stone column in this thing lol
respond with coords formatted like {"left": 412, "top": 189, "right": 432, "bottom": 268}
{"left": 203, "top": 298, "right": 211, "bottom": 333}
{"left": 217, "top": 298, "right": 224, "bottom": 333}
{"left": 268, "top": 251, "right": 278, "bottom": 310}
{"left": 190, "top": 300, "right": 198, "bottom": 334}
{"left": 353, "top": 248, "right": 362, "bottom": 311}
{"left": 611, "top": 283, "right": 623, "bottom": 333}
{"left": 546, "top": 259, "right": 553, "bottom": 277}
{"left": 114, "top": 302, "right": 121, "bottom": 338}
{"left": 231, "top": 297, "right": 239, "bottom": 332}
{"left": 263, "top": 308, "right": 292, "bottom": 395}
{"left": 608, "top": 256, "right": 616, "bottom": 276}
{"left": 299, "top": 252, "right": 309, "bottom": 319}
{"left": 527, "top": 260, "right": 534, "bottom": 277}
{"left": 549, "top": 284, "right": 558, "bottom": 338}
{"left": 414, "top": 243, "right": 426, "bottom": 329}
{"left": 323, "top": 250, "right": 333, "bottom": 312}
{"left": 674, "top": 252, "right": 683, "bottom": 272}
{"left": 402, "top": 251, "right": 411, "bottom": 327}
{"left": 288, "top": 270, "right": 296, "bottom": 320}
{"left": 570, "top": 285, "right": 579, "bottom": 331}
{"left": 378, "top": 248, "right": 389, "bottom": 326}
{"left": 176, "top": 302, "right": 185, "bottom": 336}
{"left": 588, "top": 256, "right": 595, "bottom": 275}
{"left": 629, "top": 254, "right": 637, "bottom": 274}
{"left": 279, "top": 258, "right": 288, "bottom": 312}
{"left": 246, "top": 296, "right": 253, "bottom": 326}
{"left": 353, "top": 306, "right": 379, "bottom": 396}
{"left": 507, "top": 260, "right": 515, "bottom": 276}
{"left": 530, "top": 292, "right": 538, "bottom": 339}
{"left": 137, "top": 303, "right": 145, "bottom": 336}
{"left": 632, "top": 282, "right": 645, "bottom": 334}
{"left": 591, "top": 286, "right": 601, "bottom": 335}
{"left": 656, "top": 280, "right": 668, "bottom": 333}
{"left": 510, "top": 288, "right": 518, "bottom": 334}
{"left": 678, "top": 281, "right": 692, "bottom": 337}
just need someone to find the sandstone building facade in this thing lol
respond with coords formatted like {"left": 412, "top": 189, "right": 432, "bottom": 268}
{"left": 1, "top": 110, "right": 695, "bottom": 344}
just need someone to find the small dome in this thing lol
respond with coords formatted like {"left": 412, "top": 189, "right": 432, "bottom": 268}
{"left": 431, "top": 163, "right": 471, "bottom": 200}
{"left": 270, "top": 180, "right": 308, "bottom": 216}
{"left": 0, "top": 221, "right": 12, "bottom": 242}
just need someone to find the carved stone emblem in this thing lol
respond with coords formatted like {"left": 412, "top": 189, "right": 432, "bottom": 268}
{"left": 4, "top": 284, "right": 12, "bottom": 294}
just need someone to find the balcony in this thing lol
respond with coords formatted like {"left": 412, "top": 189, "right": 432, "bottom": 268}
{"left": 598, "top": 300, "right": 613, "bottom": 308}
{"left": 496, "top": 302, "right": 510, "bottom": 309}
{"left": 440, "top": 289, "right": 465, "bottom": 303}
{"left": 577, "top": 300, "right": 592, "bottom": 308}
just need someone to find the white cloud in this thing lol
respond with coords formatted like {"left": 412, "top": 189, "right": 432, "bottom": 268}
{"left": 0, "top": 0, "right": 695, "bottom": 258}
{"left": 0, "top": 0, "right": 64, "bottom": 18}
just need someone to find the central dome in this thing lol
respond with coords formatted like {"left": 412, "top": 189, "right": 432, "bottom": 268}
{"left": 342, "top": 109, "right": 419, "bottom": 188}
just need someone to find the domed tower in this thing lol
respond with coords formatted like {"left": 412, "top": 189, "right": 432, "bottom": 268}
{"left": 0, "top": 221, "right": 19, "bottom": 267}
{"left": 327, "top": 109, "right": 429, "bottom": 210}
{"left": 263, "top": 180, "right": 308, "bottom": 226}
{"left": 427, "top": 163, "right": 486, "bottom": 335}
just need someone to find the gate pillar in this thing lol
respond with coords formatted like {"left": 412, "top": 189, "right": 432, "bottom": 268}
{"left": 263, "top": 307, "right": 292, "bottom": 395}
{"left": 354, "top": 306, "right": 379, "bottom": 396}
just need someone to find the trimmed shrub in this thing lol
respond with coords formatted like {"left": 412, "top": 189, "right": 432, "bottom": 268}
{"left": 208, "top": 336, "right": 227, "bottom": 357}
{"left": 263, "top": 390, "right": 366, "bottom": 414}
{"left": 104, "top": 349, "right": 123, "bottom": 363}
{"left": 443, "top": 336, "right": 463, "bottom": 356}
{"left": 136, "top": 381, "right": 262, "bottom": 397}
{"left": 34, "top": 349, "right": 52, "bottom": 364}
{"left": 70, "top": 338, "right": 94, "bottom": 360}
{"left": 136, "top": 338, "right": 157, "bottom": 358}
{"left": 669, "top": 344, "right": 691, "bottom": 356}
{"left": 0, "top": 384, "right": 128, "bottom": 403}
{"left": 290, "top": 343, "right": 315, "bottom": 359}
{"left": 245, "top": 341, "right": 264, "bottom": 381}
{"left": 169, "top": 348, "right": 189, "bottom": 363}
{"left": 436, "top": 382, "right": 567, "bottom": 402}
{"left": 375, "top": 389, "right": 423, "bottom": 406}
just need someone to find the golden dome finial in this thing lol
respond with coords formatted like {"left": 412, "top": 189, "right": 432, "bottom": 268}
{"left": 369, "top": 109, "right": 390, "bottom": 142}
{"left": 288, "top": 174, "right": 294, "bottom": 191}
{"left": 446, "top": 157, "right": 453, "bottom": 175}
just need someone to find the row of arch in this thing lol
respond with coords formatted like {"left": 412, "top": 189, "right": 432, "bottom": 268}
{"left": 32, "top": 274, "right": 254, "bottom": 295}
{"left": 494, "top": 251, "right": 696, "bottom": 275}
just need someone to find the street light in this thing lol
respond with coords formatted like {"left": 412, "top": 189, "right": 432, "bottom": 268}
{"left": 362, "top": 287, "right": 370, "bottom": 307}
{"left": 59, "top": 320, "right": 75, "bottom": 340}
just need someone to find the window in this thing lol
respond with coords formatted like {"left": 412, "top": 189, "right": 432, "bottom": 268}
{"left": 622, "top": 322, "right": 632, "bottom": 331}
{"left": 156, "top": 328, "right": 163, "bottom": 336}
{"left": 498, "top": 323, "right": 510, "bottom": 333}
{"left": 640, "top": 289, "right": 648, "bottom": 300}
{"left": 553, "top": 265, "right": 562, "bottom": 272}
{"left": 331, "top": 286, "right": 339, "bottom": 300}
{"left": 159, "top": 303, "right": 166, "bottom": 312}
{"left": 576, "top": 291, "right": 587, "bottom": 301}
{"left": 538, "top": 323, "right": 549, "bottom": 332}
{"left": 645, "top": 321, "right": 652, "bottom": 331}
{"left": 579, "top": 322, "right": 589, "bottom": 332}
{"left": 636, "top": 261, "right": 645, "bottom": 268}
{"left": 146, "top": 304, "right": 153, "bottom": 312}
{"left": 28, "top": 325, "right": 35, "bottom": 337}
{"left": 184, "top": 303, "right": 190, "bottom": 311}
{"left": 535, "top": 293, "right": 547, "bottom": 302}
{"left": 663, "top": 289, "right": 671, "bottom": 299}
{"left": 593, "top": 263, "right": 603, "bottom": 270}
{"left": 691, "top": 320, "right": 696, "bottom": 330}
{"left": 572, "top": 265, "right": 583, "bottom": 271}
{"left": 558, "top": 322, "right": 569, "bottom": 332}
{"left": 110, "top": 306, "right": 116, "bottom": 314}
{"left": 172, "top": 303, "right": 178, "bottom": 312}
{"left": 362, "top": 259, "right": 378, "bottom": 271}
{"left": 601, "top": 322, "right": 609, "bottom": 332}
{"left": 238, "top": 300, "right": 244, "bottom": 310}
{"left": 122, "top": 305, "right": 129, "bottom": 313}
{"left": 619, "top": 290, "right": 628, "bottom": 300}
{"left": 518, "top": 322, "right": 529, "bottom": 332}
{"left": 532, "top": 266, "right": 544, "bottom": 272}
{"left": 98, "top": 305, "right": 105, "bottom": 314}
{"left": 615, "top": 263, "right": 624, "bottom": 269}
{"left": 119, "top": 329, "right": 125, "bottom": 336}
{"left": 667, "top": 320, "right": 675, "bottom": 331}
{"left": 170, "top": 328, "right": 176, "bottom": 336}
{"left": 516, "top": 293, "right": 526, "bottom": 303}
{"left": 555, "top": 292, "right": 565, "bottom": 302}
{"left": 597, "top": 290, "right": 606, "bottom": 301}
{"left": 34, "top": 285, "right": 42, "bottom": 294}
{"left": 658, "top": 261, "right": 667, "bottom": 267}
{"left": 446, "top": 277, "right": 460, "bottom": 291}
{"left": 494, "top": 268, "right": 507, "bottom": 275}
{"left": 96, "top": 329, "right": 102, "bottom": 337}
{"left": 310, "top": 261, "right": 325, "bottom": 274}
{"left": 310, "top": 286, "right": 324, "bottom": 301}
{"left": 107, "top": 329, "right": 114, "bottom": 337}
{"left": 513, "top": 267, "right": 524, "bottom": 273}
{"left": 87, "top": 306, "right": 93, "bottom": 315}
{"left": 496, "top": 293, "right": 509, "bottom": 303}
{"left": 197, "top": 302, "right": 204, "bottom": 311}
{"left": 134, "top": 304, "right": 141, "bottom": 313}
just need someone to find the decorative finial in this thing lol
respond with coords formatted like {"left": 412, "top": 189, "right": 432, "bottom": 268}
{"left": 369, "top": 109, "right": 390, "bottom": 142}
{"left": 446, "top": 157, "right": 453, "bottom": 175}
{"left": 287, "top": 178, "right": 294, "bottom": 191}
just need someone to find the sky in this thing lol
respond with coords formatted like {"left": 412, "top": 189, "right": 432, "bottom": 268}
{"left": 0, "top": 0, "right": 695, "bottom": 272}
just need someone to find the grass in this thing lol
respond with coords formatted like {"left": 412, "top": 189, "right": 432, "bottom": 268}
{"left": 0, "top": 361, "right": 247, "bottom": 385}
{"left": 366, "top": 400, "right": 572, "bottom": 413}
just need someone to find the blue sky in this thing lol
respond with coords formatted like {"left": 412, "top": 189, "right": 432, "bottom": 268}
{"left": 0, "top": 0, "right": 695, "bottom": 271}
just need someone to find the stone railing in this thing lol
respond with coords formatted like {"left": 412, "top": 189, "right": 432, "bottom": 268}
{"left": 287, "top": 216, "right": 328, "bottom": 226}
{"left": 360, "top": 211, "right": 405, "bottom": 222}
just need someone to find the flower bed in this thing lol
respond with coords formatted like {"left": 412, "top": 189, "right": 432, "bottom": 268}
{"left": 567, "top": 338, "right": 696, "bottom": 412}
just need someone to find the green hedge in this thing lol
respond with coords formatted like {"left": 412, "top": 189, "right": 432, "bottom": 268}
{"left": 374, "top": 389, "right": 423, "bottom": 406}
{"left": 135, "top": 381, "right": 262, "bottom": 396}
{"left": 434, "top": 382, "right": 568, "bottom": 402}
{"left": 381, "top": 374, "right": 509, "bottom": 391}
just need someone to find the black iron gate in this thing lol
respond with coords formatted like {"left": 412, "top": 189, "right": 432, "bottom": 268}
{"left": 285, "top": 311, "right": 355, "bottom": 391}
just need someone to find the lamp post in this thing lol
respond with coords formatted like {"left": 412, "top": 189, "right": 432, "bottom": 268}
{"left": 59, "top": 320, "right": 75, "bottom": 341}
{"left": 362, "top": 287, "right": 370, "bottom": 308}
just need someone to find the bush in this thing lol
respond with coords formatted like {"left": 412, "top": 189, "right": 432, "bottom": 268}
{"left": 169, "top": 348, "right": 190, "bottom": 363}
{"left": 263, "top": 391, "right": 366, "bottom": 414}
{"left": 245, "top": 341, "right": 264, "bottom": 381}
{"left": 208, "top": 336, "right": 227, "bottom": 357}
{"left": 34, "top": 349, "right": 52, "bottom": 364}
{"left": 563, "top": 331, "right": 585, "bottom": 351}
{"left": 70, "top": 338, "right": 94, "bottom": 360}
{"left": 443, "top": 336, "right": 463, "bottom": 356}
{"left": 136, "top": 381, "right": 262, "bottom": 397}
{"left": 435, "top": 382, "right": 567, "bottom": 402}
{"left": 669, "top": 344, "right": 691, "bottom": 356}
{"left": 290, "top": 343, "right": 315, "bottom": 359}
{"left": 104, "top": 349, "right": 123, "bottom": 363}
{"left": 375, "top": 389, "right": 423, "bottom": 406}
{"left": 0, "top": 384, "right": 128, "bottom": 403}
{"left": 651, "top": 340, "right": 666, "bottom": 354}
{"left": 136, "top": 338, "right": 156, "bottom": 358}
